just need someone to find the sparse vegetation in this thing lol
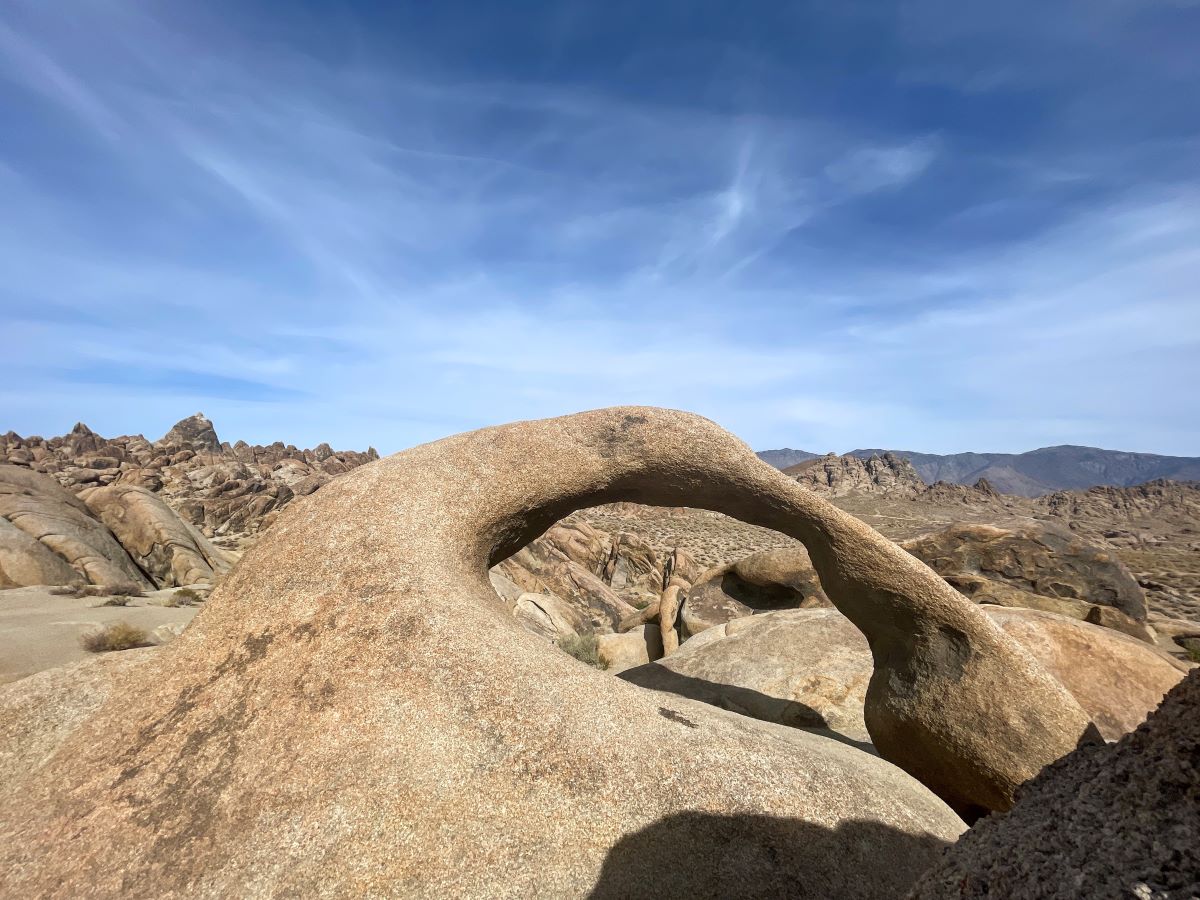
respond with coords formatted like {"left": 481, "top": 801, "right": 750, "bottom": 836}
{"left": 1186, "top": 647, "right": 1200, "bottom": 665}
{"left": 632, "top": 599, "right": 650, "bottom": 610}
{"left": 79, "top": 622, "right": 149, "bottom": 653}
{"left": 558, "top": 633, "right": 607, "bottom": 669}
{"left": 168, "top": 587, "right": 204, "bottom": 606}
{"left": 99, "top": 595, "right": 132, "bottom": 607}
{"left": 52, "top": 582, "right": 145, "bottom": 599}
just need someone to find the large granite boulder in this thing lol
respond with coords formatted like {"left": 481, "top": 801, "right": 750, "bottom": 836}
{"left": 0, "top": 406, "right": 1019, "bottom": 896}
{"left": 0, "top": 465, "right": 152, "bottom": 589}
{"left": 625, "top": 605, "right": 1187, "bottom": 746}
{"left": 0, "top": 516, "right": 77, "bottom": 587}
{"left": 909, "top": 670, "right": 1200, "bottom": 899}
{"left": 625, "top": 608, "right": 874, "bottom": 744}
{"left": 901, "top": 520, "right": 1146, "bottom": 622}
{"left": 680, "top": 546, "right": 830, "bottom": 638}
{"left": 80, "top": 484, "right": 234, "bottom": 586}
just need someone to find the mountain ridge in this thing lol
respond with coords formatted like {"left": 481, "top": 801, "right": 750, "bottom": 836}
{"left": 757, "top": 444, "right": 1200, "bottom": 496}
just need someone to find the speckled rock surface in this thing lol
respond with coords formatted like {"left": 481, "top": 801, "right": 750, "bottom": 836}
{"left": 0, "top": 407, "right": 1092, "bottom": 896}
{"left": 909, "top": 669, "right": 1200, "bottom": 899}
{"left": 0, "top": 648, "right": 158, "bottom": 801}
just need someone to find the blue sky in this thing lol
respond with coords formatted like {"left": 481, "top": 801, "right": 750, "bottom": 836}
{"left": 1, "top": 0, "right": 1198, "bottom": 455}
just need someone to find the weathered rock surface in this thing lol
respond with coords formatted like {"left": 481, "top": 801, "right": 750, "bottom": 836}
{"left": 0, "top": 515, "right": 77, "bottom": 587}
{"left": 510, "top": 592, "right": 587, "bottom": 642}
{"left": 909, "top": 669, "right": 1200, "bottom": 899}
{"left": 625, "top": 605, "right": 1185, "bottom": 747}
{"left": 624, "top": 608, "right": 875, "bottom": 744}
{"left": 680, "top": 546, "right": 831, "bottom": 638}
{"left": 901, "top": 519, "right": 1146, "bottom": 622}
{"left": 981, "top": 606, "right": 1189, "bottom": 740}
{"left": 0, "top": 406, "right": 1010, "bottom": 897}
{"left": 493, "top": 519, "right": 699, "bottom": 643}
{"left": 0, "top": 648, "right": 158, "bottom": 801}
{"left": 0, "top": 465, "right": 152, "bottom": 589}
{"left": 597, "top": 625, "right": 664, "bottom": 673}
{"left": 787, "top": 451, "right": 925, "bottom": 497}
{"left": 80, "top": 484, "right": 234, "bottom": 586}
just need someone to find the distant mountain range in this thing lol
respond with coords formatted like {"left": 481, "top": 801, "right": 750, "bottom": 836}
{"left": 757, "top": 444, "right": 1200, "bottom": 497}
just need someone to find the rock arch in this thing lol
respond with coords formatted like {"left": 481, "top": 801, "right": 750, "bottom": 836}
{"left": 0, "top": 408, "right": 1094, "bottom": 896}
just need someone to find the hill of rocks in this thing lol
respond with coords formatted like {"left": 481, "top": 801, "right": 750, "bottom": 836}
{"left": 759, "top": 443, "right": 1200, "bottom": 496}
{"left": 0, "top": 414, "right": 378, "bottom": 590}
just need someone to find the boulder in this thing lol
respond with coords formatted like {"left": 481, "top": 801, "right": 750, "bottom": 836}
{"left": 0, "top": 465, "right": 152, "bottom": 588}
{"left": 80, "top": 484, "right": 234, "bottom": 587}
{"left": 624, "top": 608, "right": 874, "bottom": 744}
{"left": 901, "top": 519, "right": 1146, "bottom": 622}
{"left": 982, "top": 606, "right": 1188, "bottom": 740}
{"left": 680, "top": 546, "right": 830, "bottom": 638}
{"left": 510, "top": 592, "right": 587, "bottom": 641}
{"left": 495, "top": 540, "right": 637, "bottom": 634}
{"left": 0, "top": 516, "right": 77, "bottom": 588}
{"left": 0, "top": 407, "right": 983, "bottom": 897}
{"left": 155, "top": 413, "right": 221, "bottom": 454}
{"left": 909, "top": 670, "right": 1200, "bottom": 899}
{"left": 597, "top": 625, "right": 664, "bottom": 673}
{"left": 625, "top": 605, "right": 1185, "bottom": 747}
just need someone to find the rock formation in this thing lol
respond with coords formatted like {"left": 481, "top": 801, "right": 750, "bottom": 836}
{"left": 678, "top": 547, "right": 831, "bottom": 639}
{"left": 786, "top": 451, "right": 925, "bottom": 497}
{"left": 0, "top": 414, "right": 378, "bottom": 544}
{"left": 80, "top": 484, "right": 234, "bottom": 587}
{"left": 624, "top": 605, "right": 1186, "bottom": 746}
{"left": 909, "top": 669, "right": 1200, "bottom": 899}
{"left": 0, "top": 465, "right": 152, "bottom": 589}
{"left": 1, "top": 405, "right": 1094, "bottom": 897}
{"left": 900, "top": 520, "right": 1147, "bottom": 624}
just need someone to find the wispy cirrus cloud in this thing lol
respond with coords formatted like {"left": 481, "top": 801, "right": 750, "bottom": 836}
{"left": 0, "top": 0, "right": 1196, "bottom": 455}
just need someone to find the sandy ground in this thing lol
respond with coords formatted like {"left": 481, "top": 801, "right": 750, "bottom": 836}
{"left": 0, "top": 586, "right": 201, "bottom": 684}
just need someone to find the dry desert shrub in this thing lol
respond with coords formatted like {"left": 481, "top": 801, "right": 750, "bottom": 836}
{"left": 165, "top": 587, "right": 204, "bottom": 607}
{"left": 79, "top": 622, "right": 149, "bottom": 653}
{"left": 99, "top": 595, "right": 132, "bottom": 607}
{"left": 558, "top": 633, "right": 606, "bottom": 670}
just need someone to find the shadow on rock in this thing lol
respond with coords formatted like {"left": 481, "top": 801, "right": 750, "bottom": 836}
{"left": 588, "top": 810, "right": 951, "bottom": 900}
{"left": 618, "top": 665, "right": 877, "bottom": 754}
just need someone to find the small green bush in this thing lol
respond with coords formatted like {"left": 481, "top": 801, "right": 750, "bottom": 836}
{"left": 558, "top": 633, "right": 607, "bottom": 670}
{"left": 79, "top": 622, "right": 149, "bottom": 653}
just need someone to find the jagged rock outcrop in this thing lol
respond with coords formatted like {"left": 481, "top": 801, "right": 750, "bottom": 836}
{"left": 0, "top": 465, "right": 152, "bottom": 589}
{"left": 901, "top": 519, "right": 1147, "bottom": 623}
{"left": 909, "top": 669, "right": 1200, "bottom": 899}
{"left": 0, "top": 415, "right": 378, "bottom": 544}
{"left": 80, "top": 485, "right": 235, "bottom": 586}
{"left": 4, "top": 405, "right": 1091, "bottom": 897}
{"left": 155, "top": 412, "right": 221, "bottom": 454}
{"left": 787, "top": 451, "right": 925, "bottom": 497}
{"left": 625, "top": 605, "right": 1186, "bottom": 747}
